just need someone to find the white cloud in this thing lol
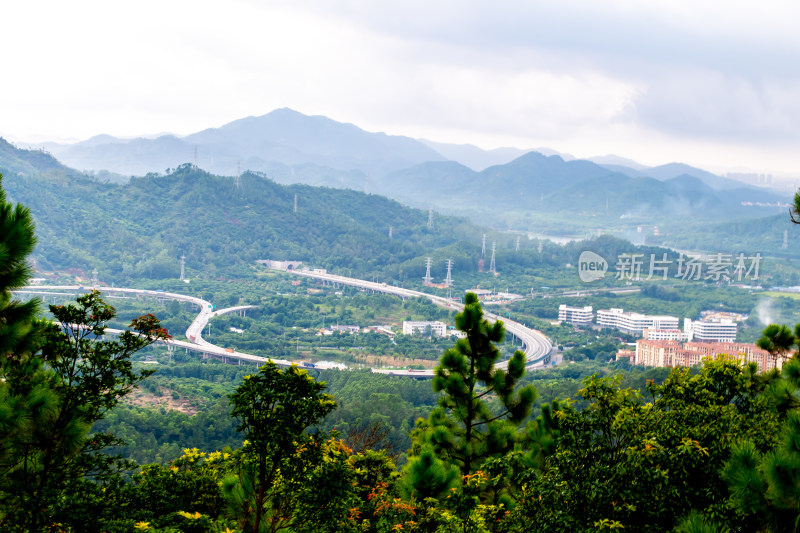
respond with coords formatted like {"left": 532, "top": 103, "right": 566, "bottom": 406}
{"left": 1, "top": 0, "right": 800, "bottom": 175}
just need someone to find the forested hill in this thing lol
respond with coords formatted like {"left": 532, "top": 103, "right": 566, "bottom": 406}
{"left": 3, "top": 163, "right": 482, "bottom": 282}
{"left": 382, "top": 151, "right": 787, "bottom": 223}
{"left": 0, "top": 137, "right": 79, "bottom": 178}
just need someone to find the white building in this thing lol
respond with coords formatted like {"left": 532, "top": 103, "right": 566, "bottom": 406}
{"left": 558, "top": 305, "right": 594, "bottom": 326}
{"left": 597, "top": 308, "right": 679, "bottom": 335}
{"left": 403, "top": 321, "right": 447, "bottom": 337}
{"left": 329, "top": 325, "right": 360, "bottom": 334}
{"left": 642, "top": 328, "right": 686, "bottom": 341}
{"left": 684, "top": 318, "right": 737, "bottom": 343}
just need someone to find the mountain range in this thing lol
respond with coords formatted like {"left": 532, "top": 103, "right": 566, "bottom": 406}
{"left": 9, "top": 108, "right": 790, "bottom": 232}
{"left": 0, "top": 137, "right": 797, "bottom": 283}
{"left": 34, "top": 108, "right": 766, "bottom": 186}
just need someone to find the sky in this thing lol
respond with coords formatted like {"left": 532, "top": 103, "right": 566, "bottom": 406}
{"left": 2, "top": 0, "right": 800, "bottom": 177}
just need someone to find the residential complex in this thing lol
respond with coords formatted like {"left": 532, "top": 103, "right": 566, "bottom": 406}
{"left": 635, "top": 339, "right": 778, "bottom": 372}
{"left": 558, "top": 304, "right": 593, "bottom": 326}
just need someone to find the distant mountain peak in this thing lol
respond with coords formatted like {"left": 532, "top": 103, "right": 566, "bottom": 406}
{"left": 42, "top": 108, "right": 445, "bottom": 178}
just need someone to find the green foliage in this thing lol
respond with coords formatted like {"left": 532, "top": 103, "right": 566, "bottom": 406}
{"left": 126, "top": 448, "right": 232, "bottom": 530}
{"left": 511, "top": 356, "right": 780, "bottom": 532}
{"left": 0, "top": 174, "right": 170, "bottom": 531}
{"left": 0, "top": 173, "right": 45, "bottom": 357}
{"left": 717, "top": 346, "right": 800, "bottom": 532}
{"left": 674, "top": 511, "right": 726, "bottom": 533}
{"left": 0, "top": 292, "right": 169, "bottom": 532}
{"left": 3, "top": 164, "right": 483, "bottom": 282}
{"left": 401, "top": 445, "right": 459, "bottom": 500}
{"left": 226, "top": 362, "right": 351, "bottom": 533}
{"left": 758, "top": 323, "right": 799, "bottom": 362}
{"left": 406, "top": 292, "right": 536, "bottom": 504}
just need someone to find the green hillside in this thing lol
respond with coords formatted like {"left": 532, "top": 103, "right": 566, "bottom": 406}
{"left": 2, "top": 163, "right": 482, "bottom": 282}
{"left": 0, "top": 137, "right": 78, "bottom": 178}
{"left": 384, "top": 152, "right": 787, "bottom": 230}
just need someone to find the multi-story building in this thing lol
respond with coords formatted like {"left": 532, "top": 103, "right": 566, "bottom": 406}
{"left": 403, "top": 321, "right": 447, "bottom": 337}
{"left": 597, "top": 308, "right": 679, "bottom": 335}
{"left": 642, "top": 329, "right": 686, "bottom": 341}
{"left": 684, "top": 318, "right": 737, "bottom": 343}
{"left": 558, "top": 304, "right": 593, "bottom": 326}
{"left": 329, "top": 325, "right": 360, "bottom": 334}
{"left": 635, "top": 339, "right": 779, "bottom": 372}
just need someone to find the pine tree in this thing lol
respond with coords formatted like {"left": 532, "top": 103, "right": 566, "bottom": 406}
{"left": 0, "top": 174, "right": 169, "bottom": 531}
{"left": 407, "top": 292, "right": 537, "bottom": 495}
{"left": 0, "top": 173, "right": 53, "bottom": 529}
{"left": 0, "top": 173, "right": 47, "bottom": 357}
{"left": 718, "top": 356, "right": 800, "bottom": 532}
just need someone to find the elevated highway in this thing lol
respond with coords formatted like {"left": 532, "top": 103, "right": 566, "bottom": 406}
{"left": 279, "top": 268, "right": 553, "bottom": 378}
{"left": 16, "top": 286, "right": 302, "bottom": 368}
{"left": 19, "top": 273, "right": 553, "bottom": 379}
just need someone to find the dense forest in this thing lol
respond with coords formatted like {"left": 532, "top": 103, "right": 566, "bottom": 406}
{"left": 2, "top": 163, "right": 486, "bottom": 282}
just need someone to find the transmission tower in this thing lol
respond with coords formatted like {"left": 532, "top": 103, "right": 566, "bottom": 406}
{"left": 180, "top": 255, "right": 186, "bottom": 281}
{"left": 423, "top": 257, "right": 433, "bottom": 283}
{"left": 444, "top": 259, "right": 454, "bottom": 287}
{"left": 91, "top": 267, "right": 99, "bottom": 288}
{"left": 515, "top": 235, "right": 520, "bottom": 251}
{"left": 427, "top": 208, "right": 434, "bottom": 229}
{"left": 784, "top": 229, "right": 789, "bottom": 249}
{"left": 389, "top": 226, "right": 393, "bottom": 239}
{"left": 538, "top": 239, "right": 543, "bottom": 254}
{"left": 489, "top": 241, "right": 497, "bottom": 274}
{"left": 294, "top": 193, "right": 298, "bottom": 214}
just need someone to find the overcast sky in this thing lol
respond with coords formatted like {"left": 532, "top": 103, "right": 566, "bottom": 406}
{"left": 3, "top": 1, "right": 799, "bottom": 177}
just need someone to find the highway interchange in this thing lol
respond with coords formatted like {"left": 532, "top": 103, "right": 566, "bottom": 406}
{"left": 17, "top": 273, "right": 553, "bottom": 378}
